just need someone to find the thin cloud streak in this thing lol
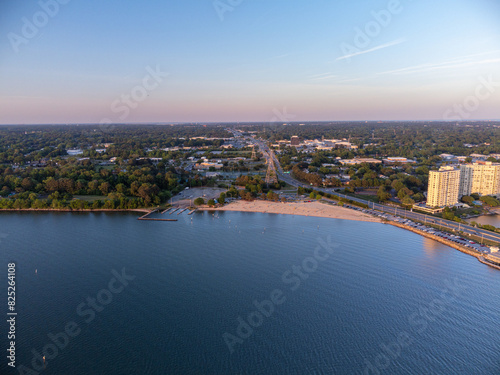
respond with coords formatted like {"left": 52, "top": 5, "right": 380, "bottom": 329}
{"left": 310, "top": 74, "right": 339, "bottom": 81}
{"left": 335, "top": 38, "right": 406, "bottom": 61}
{"left": 378, "top": 56, "right": 500, "bottom": 76}
{"left": 308, "top": 72, "right": 336, "bottom": 79}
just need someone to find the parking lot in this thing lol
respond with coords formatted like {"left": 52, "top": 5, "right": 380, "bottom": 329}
{"left": 172, "top": 187, "right": 228, "bottom": 207}
{"left": 343, "top": 205, "right": 493, "bottom": 255}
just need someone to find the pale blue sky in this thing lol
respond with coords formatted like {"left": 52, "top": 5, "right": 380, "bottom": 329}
{"left": 0, "top": 0, "right": 499, "bottom": 124}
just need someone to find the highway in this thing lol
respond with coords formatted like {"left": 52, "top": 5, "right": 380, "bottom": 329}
{"left": 252, "top": 139, "right": 500, "bottom": 245}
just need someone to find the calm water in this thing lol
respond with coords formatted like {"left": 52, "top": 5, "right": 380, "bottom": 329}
{"left": 1, "top": 211, "right": 499, "bottom": 375}
{"left": 466, "top": 214, "right": 500, "bottom": 228}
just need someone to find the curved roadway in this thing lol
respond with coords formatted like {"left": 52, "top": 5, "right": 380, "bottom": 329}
{"left": 253, "top": 139, "right": 500, "bottom": 245}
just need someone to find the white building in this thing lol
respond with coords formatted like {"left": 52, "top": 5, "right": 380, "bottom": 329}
{"left": 427, "top": 166, "right": 461, "bottom": 207}
{"left": 430, "top": 162, "right": 500, "bottom": 207}
{"left": 460, "top": 162, "right": 500, "bottom": 196}
{"left": 383, "top": 157, "right": 416, "bottom": 164}
{"left": 459, "top": 165, "right": 474, "bottom": 197}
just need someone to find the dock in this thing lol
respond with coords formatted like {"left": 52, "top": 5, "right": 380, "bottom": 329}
{"left": 138, "top": 209, "right": 159, "bottom": 220}
{"left": 138, "top": 208, "right": 177, "bottom": 222}
{"left": 137, "top": 207, "right": 194, "bottom": 222}
{"left": 139, "top": 217, "right": 178, "bottom": 222}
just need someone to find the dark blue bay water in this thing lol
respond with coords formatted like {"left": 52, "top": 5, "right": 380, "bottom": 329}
{"left": 1, "top": 211, "right": 499, "bottom": 375}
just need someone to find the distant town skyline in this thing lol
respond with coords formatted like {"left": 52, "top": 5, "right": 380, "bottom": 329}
{"left": 1, "top": 0, "right": 500, "bottom": 124}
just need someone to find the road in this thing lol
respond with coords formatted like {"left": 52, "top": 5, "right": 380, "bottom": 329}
{"left": 252, "top": 139, "right": 500, "bottom": 245}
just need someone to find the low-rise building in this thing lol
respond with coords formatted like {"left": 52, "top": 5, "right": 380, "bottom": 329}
{"left": 67, "top": 149, "right": 83, "bottom": 156}
{"left": 470, "top": 153, "right": 487, "bottom": 160}
{"left": 440, "top": 153, "right": 455, "bottom": 160}
{"left": 196, "top": 162, "right": 223, "bottom": 170}
{"left": 413, "top": 203, "right": 445, "bottom": 214}
{"left": 333, "top": 141, "right": 358, "bottom": 150}
{"left": 383, "top": 157, "right": 416, "bottom": 164}
{"left": 339, "top": 158, "right": 382, "bottom": 165}
{"left": 291, "top": 136, "right": 301, "bottom": 146}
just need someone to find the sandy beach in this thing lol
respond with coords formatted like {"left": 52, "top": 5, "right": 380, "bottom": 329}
{"left": 0, "top": 208, "right": 152, "bottom": 213}
{"left": 200, "top": 200, "right": 381, "bottom": 223}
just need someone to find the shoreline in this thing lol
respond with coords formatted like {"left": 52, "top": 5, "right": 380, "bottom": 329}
{"left": 478, "top": 256, "right": 500, "bottom": 270}
{"left": 387, "top": 222, "right": 496, "bottom": 269}
{"left": 201, "top": 201, "right": 497, "bottom": 270}
{"left": 2, "top": 202, "right": 497, "bottom": 270}
{"left": 0, "top": 208, "right": 151, "bottom": 214}
{"left": 198, "top": 200, "right": 381, "bottom": 223}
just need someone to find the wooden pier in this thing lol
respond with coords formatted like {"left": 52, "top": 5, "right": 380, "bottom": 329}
{"left": 138, "top": 209, "right": 159, "bottom": 219}
{"left": 169, "top": 208, "right": 180, "bottom": 215}
{"left": 139, "top": 217, "right": 178, "bottom": 222}
{"left": 188, "top": 209, "right": 197, "bottom": 215}
{"left": 177, "top": 208, "right": 188, "bottom": 215}
{"left": 138, "top": 208, "right": 177, "bottom": 222}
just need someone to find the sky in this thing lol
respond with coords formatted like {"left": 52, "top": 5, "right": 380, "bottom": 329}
{"left": 0, "top": 0, "right": 499, "bottom": 124}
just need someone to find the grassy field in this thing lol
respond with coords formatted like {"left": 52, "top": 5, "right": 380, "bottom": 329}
{"left": 453, "top": 207, "right": 484, "bottom": 218}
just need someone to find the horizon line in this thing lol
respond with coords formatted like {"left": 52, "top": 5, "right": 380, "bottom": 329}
{"left": 1, "top": 119, "right": 500, "bottom": 126}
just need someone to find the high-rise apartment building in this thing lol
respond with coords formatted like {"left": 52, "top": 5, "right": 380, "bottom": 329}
{"left": 470, "top": 162, "right": 500, "bottom": 196}
{"left": 427, "top": 166, "right": 461, "bottom": 207}
{"left": 459, "top": 165, "right": 474, "bottom": 196}
{"left": 429, "top": 162, "right": 500, "bottom": 207}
